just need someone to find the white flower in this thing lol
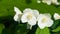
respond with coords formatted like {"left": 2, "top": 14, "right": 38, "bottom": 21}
{"left": 21, "top": 8, "right": 39, "bottom": 29}
{"left": 42, "top": 0, "right": 60, "bottom": 5}
{"left": 14, "top": 7, "right": 22, "bottom": 22}
{"left": 37, "top": 14, "right": 53, "bottom": 29}
{"left": 51, "top": 0, "right": 60, "bottom": 5}
{"left": 37, "top": 0, "right": 41, "bottom": 3}
{"left": 42, "top": 0, "right": 51, "bottom": 5}
{"left": 54, "top": 13, "right": 60, "bottom": 20}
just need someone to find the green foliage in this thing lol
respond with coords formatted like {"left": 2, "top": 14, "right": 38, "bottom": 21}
{"left": 2, "top": 23, "right": 29, "bottom": 34}
{"left": 51, "top": 20, "right": 60, "bottom": 29}
{"left": 52, "top": 26, "right": 60, "bottom": 32}
{"left": 15, "top": 24, "right": 29, "bottom": 34}
{"left": 0, "top": 0, "right": 60, "bottom": 17}
{"left": 35, "top": 27, "right": 50, "bottom": 34}
{"left": 0, "top": 24, "right": 5, "bottom": 34}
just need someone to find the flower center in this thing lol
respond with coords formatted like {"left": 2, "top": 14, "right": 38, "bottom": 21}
{"left": 27, "top": 14, "right": 33, "bottom": 20}
{"left": 42, "top": 18, "right": 47, "bottom": 23}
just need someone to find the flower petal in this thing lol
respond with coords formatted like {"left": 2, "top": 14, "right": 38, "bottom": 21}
{"left": 54, "top": 13, "right": 60, "bottom": 20}
{"left": 23, "top": 8, "right": 33, "bottom": 14}
{"left": 33, "top": 10, "right": 39, "bottom": 17}
{"left": 46, "top": 19, "right": 53, "bottom": 27}
{"left": 14, "top": 7, "right": 22, "bottom": 22}
{"left": 37, "top": 14, "right": 51, "bottom": 20}
{"left": 14, "top": 14, "right": 21, "bottom": 22}
{"left": 52, "top": 0, "right": 60, "bottom": 5}
{"left": 46, "top": 1, "right": 51, "bottom": 5}
{"left": 21, "top": 14, "right": 28, "bottom": 23}
{"left": 14, "top": 6, "right": 22, "bottom": 14}
{"left": 38, "top": 21, "right": 47, "bottom": 29}
{"left": 28, "top": 16, "right": 37, "bottom": 26}
{"left": 44, "top": 13, "right": 51, "bottom": 18}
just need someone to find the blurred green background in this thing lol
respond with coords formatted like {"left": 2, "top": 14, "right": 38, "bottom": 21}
{"left": 0, "top": 0, "right": 60, "bottom": 34}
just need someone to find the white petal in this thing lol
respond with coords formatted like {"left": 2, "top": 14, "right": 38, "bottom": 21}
{"left": 52, "top": 0, "right": 60, "bottom": 5}
{"left": 14, "top": 6, "right": 22, "bottom": 14}
{"left": 44, "top": 13, "right": 51, "bottom": 18}
{"left": 14, "top": 14, "right": 18, "bottom": 21}
{"left": 14, "top": 14, "right": 21, "bottom": 22}
{"left": 37, "top": 14, "right": 44, "bottom": 21}
{"left": 37, "top": 15, "right": 45, "bottom": 29}
{"left": 28, "top": 16, "right": 37, "bottom": 26}
{"left": 37, "top": 14, "right": 51, "bottom": 20}
{"left": 46, "top": 19, "right": 53, "bottom": 27}
{"left": 54, "top": 13, "right": 60, "bottom": 20}
{"left": 52, "top": 0, "right": 58, "bottom": 3}
{"left": 23, "top": 8, "right": 33, "bottom": 14}
{"left": 21, "top": 14, "right": 27, "bottom": 23}
{"left": 33, "top": 10, "right": 39, "bottom": 17}
{"left": 38, "top": 21, "right": 47, "bottom": 29}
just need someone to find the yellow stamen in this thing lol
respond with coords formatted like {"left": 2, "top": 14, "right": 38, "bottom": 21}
{"left": 27, "top": 14, "right": 33, "bottom": 20}
{"left": 42, "top": 18, "right": 47, "bottom": 23}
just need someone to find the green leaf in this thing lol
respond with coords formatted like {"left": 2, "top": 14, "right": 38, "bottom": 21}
{"left": 51, "top": 20, "right": 60, "bottom": 29}
{"left": 52, "top": 26, "right": 60, "bottom": 32}
{"left": 15, "top": 24, "right": 29, "bottom": 34}
{"left": 0, "top": 24, "right": 5, "bottom": 34}
{"left": 2, "top": 24, "right": 29, "bottom": 34}
{"left": 35, "top": 27, "right": 50, "bottom": 34}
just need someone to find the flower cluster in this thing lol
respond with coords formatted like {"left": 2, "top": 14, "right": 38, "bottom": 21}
{"left": 37, "top": 0, "right": 60, "bottom": 5}
{"left": 14, "top": 7, "right": 60, "bottom": 29}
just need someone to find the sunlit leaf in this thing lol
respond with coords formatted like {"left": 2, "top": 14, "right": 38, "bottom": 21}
{"left": 52, "top": 26, "right": 60, "bottom": 32}
{"left": 35, "top": 27, "right": 50, "bottom": 34}
{"left": 51, "top": 20, "right": 60, "bottom": 29}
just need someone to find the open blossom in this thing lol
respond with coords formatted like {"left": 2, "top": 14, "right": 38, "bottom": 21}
{"left": 14, "top": 7, "right": 22, "bottom": 22}
{"left": 37, "top": 14, "right": 53, "bottom": 29}
{"left": 21, "top": 8, "right": 39, "bottom": 29}
{"left": 54, "top": 13, "right": 60, "bottom": 20}
{"left": 42, "top": 0, "right": 60, "bottom": 5}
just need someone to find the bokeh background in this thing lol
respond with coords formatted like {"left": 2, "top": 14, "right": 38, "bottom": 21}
{"left": 0, "top": 0, "right": 60, "bottom": 34}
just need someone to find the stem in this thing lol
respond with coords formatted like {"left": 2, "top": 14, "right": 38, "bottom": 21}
{"left": 30, "top": 25, "right": 32, "bottom": 29}
{"left": 27, "top": 23, "right": 32, "bottom": 29}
